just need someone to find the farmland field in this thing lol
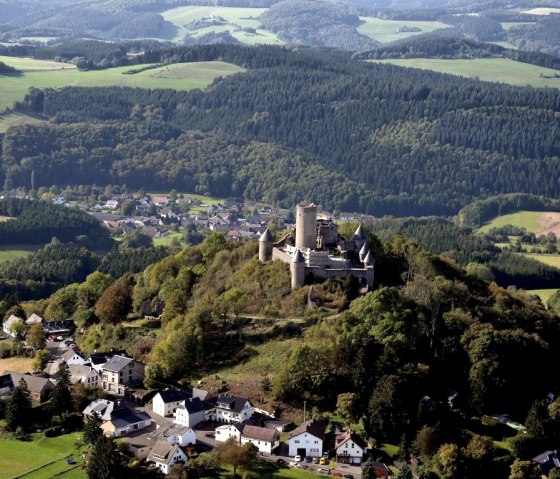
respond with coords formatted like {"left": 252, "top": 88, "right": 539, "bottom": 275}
{"left": 0, "top": 58, "right": 245, "bottom": 110}
{"left": 0, "top": 112, "right": 45, "bottom": 133}
{"left": 0, "top": 355, "right": 34, "bottom": 373}
{"left": 0, "top": 433, "right": 83, "bottom": 479}
{"left": 369, "top": 58, "right": 560, "bottom": 88}
{"left": 523, "top": 253, "right": 560, "bottom": 269}
{"left": 0, "top": 244, "right": 40, "bottom": 262}
{"left": 358, "top": 17, "right": 449, "bottom": 43}
{"left": 526, "top": 288, "right": 559, "bottom": 304}
{"left": 160, "top": 6, "right": 282, "bottom": 45}
{"left": 477, "top": 211, "right": 543, "bottom": 234}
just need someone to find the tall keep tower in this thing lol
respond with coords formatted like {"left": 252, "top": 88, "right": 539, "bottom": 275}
{"left": 295, "top": 203, "right": 317, "bottom": 250}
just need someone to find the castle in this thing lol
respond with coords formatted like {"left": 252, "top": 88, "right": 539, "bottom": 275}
{"left": 259, "top": 203, "right": 375, "bottom": 289}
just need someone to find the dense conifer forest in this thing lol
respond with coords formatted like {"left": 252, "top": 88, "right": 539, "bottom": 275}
{"left": 3, "top": 44, "right": 559, "bottom": 216}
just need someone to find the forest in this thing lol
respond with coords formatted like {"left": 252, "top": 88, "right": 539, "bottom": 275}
{"left": 3, "top": 43, "right": 559, "bottom": 217}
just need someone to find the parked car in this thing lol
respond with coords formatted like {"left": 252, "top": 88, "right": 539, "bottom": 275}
{"left": 65, "top": 458, "right": 76, "bottom": 465}
{"left": 294, "top": 455, "right": 302, "bottom": 462}
{"left": 56, "top": 335, "right": 64, "bottom": 341}
{"left": 48, "top": 335, "right": 58, "bottom": 341}
{"left": 276, "top": 459, "right": 287, "bottom": 466}
{"left": 289, "top": 462, "right": 298, "bottom": 467}
{"left": 343, "top": 474, "right": 354, "bottom": 479}
{"left": 318, "top": 467, "right": 331, "bottom": 475}
{"left": 304, "top": 457, "right": 312, "bottom": 463}
{"left": 332, "top": 472, "right": 342, "bottom": 477}
{"left": 320, "top": 457, "right": 328, "bottom": 465}
{"left": 313, "top": 458, "right": 320, "bottom": 464}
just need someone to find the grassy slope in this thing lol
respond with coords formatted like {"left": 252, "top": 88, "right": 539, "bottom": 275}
{"left": 0, "top": 59, "right": 245, "bottom": 110}
{"left": 160, "top": 6, "right": 282, "bottom": 45}
{"left": 0, "top": 112, "right": 45, "bottom": 133}
{"left": 369, "top": 58, "right": 560, "bottom": 88}
{"left": 0, "top": 244, "right": 40, "bottom": 262}
{"left": 523, "top": 253, "right": 560, "bottom": 269}
{"left": 526, "top": 288, "right": 559, "bottom": 304}
{"left": 477, "top": 211, "right": 543, "bottom": 234}
{"left": 0, "top": 433, "right": 83, "bottom": 479}
{"left": 358, "top": 17, "right": 449, "bottom": 43}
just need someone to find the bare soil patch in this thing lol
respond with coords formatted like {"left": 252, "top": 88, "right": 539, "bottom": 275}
{"left": 537, "top": 212, "right": 560, "bottom": 237}
{"left": 0, "top": 355, "right": 33, "bottom": 373}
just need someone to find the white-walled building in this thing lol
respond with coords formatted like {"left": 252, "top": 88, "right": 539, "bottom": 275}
{"left": 335, "top": 430, "right": 367, "bottom": 465}
{"left": 241, "top": 425, "right": 280, "bottom": 454}
{"left": 207, "top": 394, "right": 253, "bottom": 424}
{"left": 173, "top": 397, "right": 206, "bottom": 428}
{"left": 3, "top": 315, "right": 24, "bottom": 338}
{"left": 100, "top": 355, "right": 144, "bottom": 396}
{"left": 147, "top": 440, "right": 188, "bottom": 475}
{"left": 215, "top": 423, "right": 243, "bottom": 443}
{"left": 287, "top": 419, "right": 325, "bottom": 458}
{"left": 153, "top": 390, "right": 191, "bottom": 417}
{"left": 68, "top": 364, "right": 100, "bottom": 388}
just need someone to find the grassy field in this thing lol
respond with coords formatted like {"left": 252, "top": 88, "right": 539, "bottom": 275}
{"left": 0, "top": 355, "right": 34, "bottom": 373}
{"left": 526, "top": 288, "right": 559, "bottom": 304}
{"left": 160, "top": 6, "right": 282, "bottom": 45}
{"left": 477, "top": 211, "right": 543, "bottom": 234}
{"left": 0, "top": 55, "right": 75, "bottom": 71}
{"left": 0, "top": 112, "right": 45, "bottom": 133}
{"left": 0, "top": 244, "right": 40, "bottom": 262}
{"left": 358, "top": 17, "right": 449, "bottom": 43}
{"left": 0, "top": 58, "right": 245, "bottom": 110}
{"left": 523, "top": 253, "right": 560, "bottom": 269}
{"left": 0, "top": 433, "right": 83, "bottom": 479}
{"left": 369, "top": 58, "right": 560, "bottom": 88}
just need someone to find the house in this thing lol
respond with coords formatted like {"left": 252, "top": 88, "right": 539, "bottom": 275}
{"left": 61, "top": 349, "right": 87, "bottom": 366}
{"left": 533, "top": 449, "right": 560, "bottom": 477}
{"left": 100, "top": 355, "right": 144, "bottom": 395}
{"left": 83, "top": 398, "right": 119, "bottom": 421}
{"left": 25, "top": 313, "right": 43, "bottom": 326}
{"left": 2, "top": 371, "right": 54, "bottom": 404}
{"left": 68, "top": 364, "right": 100, "bottom": 388}
{"left": 369, "top": 460, "right": 390, "bottom": 478}
{"left": 124, "top": 425, "right": 196, "bottom": 460}
{"left": 105, "top": 200, "right": 119, "bottom": 210}
{"left": 173, "top": 397, "right": 206, "bottom": 428}
{"left": 264, "top": 419, "right": 293, "bottom": 432}
{"left": 0, "top": 374, "right": 14, "bottom": 397}
{"left": 241, "top": 425, "right": 280, "bottom": 454}
{"left": 287, "top": 419, "right": 326, "bottom": 458}
{"left": 100, "top": 406, "right": 152, "bottom": 437}
{"left": 3, "top": 315, "right": 24, "bottom": 338}
{"left": 207, "top": 393, "right": 253, "bottom": 424}
{"left": 153, "top": 389, "right": 191, "bottom": 417}
{"left": 88, "top": 351, "right": 125, "bottom": 373}
{"left": 42, "top": 320, "right": 75, "bottom": 336}
{"left": 215, "top": 423, "right": 243, "bottom": 443}
{"left": 335, "top": 430, "right": 367, "bottom": 465}
{"left": 147, "top": 440, "right": 188, "bottom": 475}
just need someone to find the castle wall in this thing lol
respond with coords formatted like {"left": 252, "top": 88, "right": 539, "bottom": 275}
{"left": 295, "top": 204, "right": 317, "bottom": 250}
{"left": 306, "top": 266, "right": 374, "bottom": 289}
{"left": 272, "top": 248, "right": 293, "bottom": 264}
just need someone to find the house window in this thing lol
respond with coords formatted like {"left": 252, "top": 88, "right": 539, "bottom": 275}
{"left": 295, "top": 440, "right": 300, "bottom": 444}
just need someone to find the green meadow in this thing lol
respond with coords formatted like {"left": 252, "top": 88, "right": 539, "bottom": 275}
{"left": 369, "top": 58, "right": 560, "bottom": 88}
{"left": 526, "top": 288, "right": 559, "bottom": 304}
{"left": 0, "top": 244, "right": 39, "bottom": 262}
{"left": 358, "top": 17, "right": 449, "bottom": 43}
{"left": 477, "top": 211, "right": 543, "bottom": 234}
{"left": 478, "top": 211, "right": 543, "bottom": 233}
{"left": 0, "top": 57, "right": 245, "bottom": 110}
{"left": 160, "top": 6, "right": 282, "bottom": 45}
{"left": 0, "top": 433, "right": 83, "bottom": 479}
{"left": 0, "top": 112, "right": 45, "bottom": 133}
{"left": 523, "top": 253, "right": 560, "bottom": 269}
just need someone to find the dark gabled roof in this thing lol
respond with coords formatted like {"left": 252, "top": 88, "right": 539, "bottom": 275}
{"left": 533, "top": 449, "right": 560, "bottom": 475}
{"left": 3, "top": 371, "right": 53, "bottom": 394}
{"left": 215, "top": 394, "right": 251, "bottom": 413}
{"left": 102, "top": 355, "right": 133, "bottom": 373}
{"left": 110, "top": 407, "right": 151, "bottom": 429}
{"left": 242, "top": 425, "right": 278, "bottom": 443}
{"left": 158, "top": 389, "right": 191, "bottom": 404}
{"left": 0, "top": 373, "right": 14, "bottom": 390}
{"left": 184, "top": 396, "right": 205, "bottom": 414}
{"left": 288, "top": 419, "right": 326, "bottom": 440}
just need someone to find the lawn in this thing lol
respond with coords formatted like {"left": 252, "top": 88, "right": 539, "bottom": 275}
{"left": 0, "top": 59, "right": 245, "bottom": 110}
{"left": 0, "top": 355, "right": 34, "bottom": 374}
{"left": 526, "top": 288, "right": 559, "bottom": 304}
{"left": 369, "top": 58, "right": 560, "bottom": 89}
{"left": 0, "top": 112, "right": 45, "bottom": 133}
{"left": 0, "top": 433, "right": 83, "bottom": 479}
{"left": 160, "top": 6, "right": 282, "bottom": 45}
{"left": 523, "top": 253, "right": 560, "bottom": 269}
{"left": 221, "top": 460, "right": 322, "bottom": 478}
{"left": 0, "top": 244, "right": 40, "bottom": 262}
{"left": 358, "top": 17, "right": 449, "bottom": 43}
{"left": 477, "top": 211, "right": 543, "bottom": 234}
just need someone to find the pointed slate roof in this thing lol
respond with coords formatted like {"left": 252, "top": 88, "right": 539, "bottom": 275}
{"left": 364, "top": 251, "right": 375, "bottom": 265}
{"left": 259, "top": 228, "right": 274, "bottom": 243}
{"left": 353, "top": 224, "right": 367, "bottom": 241}
{"left": 359, "top": 243, "right": 369, "bottom": 256}
{"left": 292, "top": 248, "right": 305, "bottom": 263}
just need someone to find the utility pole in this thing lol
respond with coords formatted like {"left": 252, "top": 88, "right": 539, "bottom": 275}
{"left": 303, "top": 400, "right": 307, "bottom": 422}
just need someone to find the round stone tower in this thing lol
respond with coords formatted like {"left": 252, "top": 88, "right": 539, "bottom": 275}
{"left": 295, "top": 203, "right": 317, "bottom": 250}
{"left": 291, "top": 248, "right": 306, "bottom": 289}
{"left": 259, "top": 228, "right": 274, "bottom": 262}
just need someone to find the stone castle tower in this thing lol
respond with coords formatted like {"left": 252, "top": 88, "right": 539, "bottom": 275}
{"left": 295, "top": 203, "right": 317, "bottom": 250}
{"left": 259, "top": 228, "right": 274, "bottom": 262}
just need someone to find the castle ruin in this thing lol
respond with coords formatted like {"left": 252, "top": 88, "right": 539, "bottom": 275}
{"left": 259, "top": 203, "right": 375, "bottom": 290}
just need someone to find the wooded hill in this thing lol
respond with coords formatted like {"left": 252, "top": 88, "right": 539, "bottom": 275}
{"left": 5, "top": 44, "right": 560, "bottom": 216}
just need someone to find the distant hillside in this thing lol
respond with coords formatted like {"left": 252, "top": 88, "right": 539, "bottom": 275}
{"left": 252, "top": 0, "right": 378, "bottom": 50}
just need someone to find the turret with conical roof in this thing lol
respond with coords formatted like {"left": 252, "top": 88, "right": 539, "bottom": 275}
{"left": 290, "top": 248, "right": 306, "bottom": 289}
{"left": 259, "top": 228, "right": 274, "bottom": 262}
{"left": 359, "top": 243, "right": 369, "bottom": 263}
{"left": 352, "top": 224, "right": 368, "bottom": 251}
{"left": 364, "top": 251, "right": 375, "bottom": 267}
